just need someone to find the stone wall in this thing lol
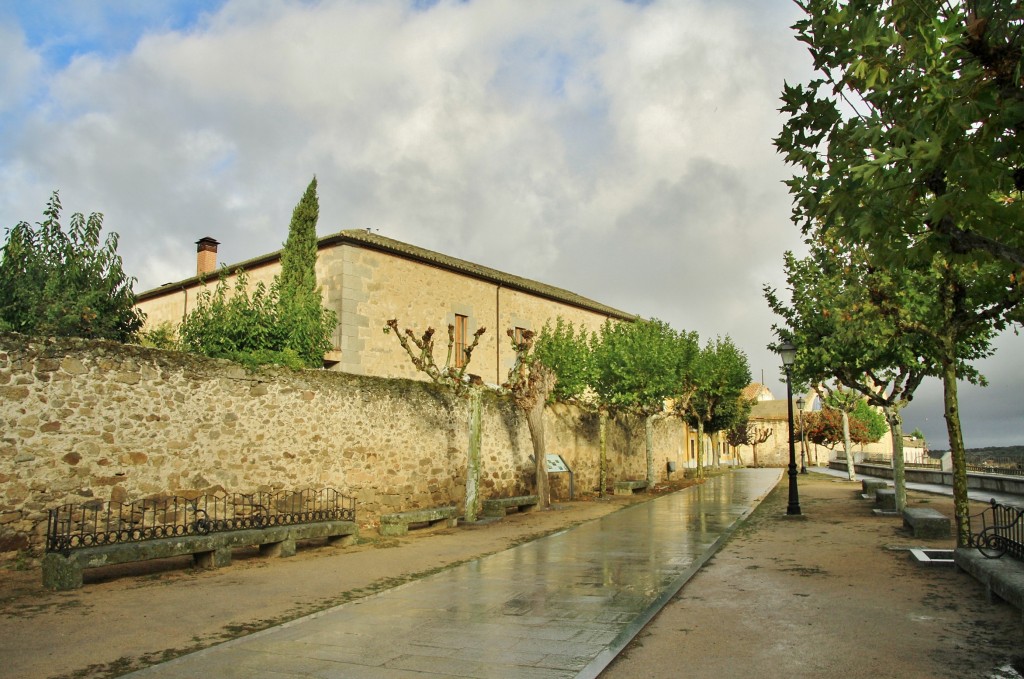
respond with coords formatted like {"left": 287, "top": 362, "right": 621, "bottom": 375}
{"left": 0, "top": 334, "right": 687, "bottom": 556}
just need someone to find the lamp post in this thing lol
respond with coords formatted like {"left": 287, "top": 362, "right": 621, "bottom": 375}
{"left": 796, "top": 395, "right": 808, "bottom": 474}
{"left": 778, "top": 341, "right": 802, "bottom": 515}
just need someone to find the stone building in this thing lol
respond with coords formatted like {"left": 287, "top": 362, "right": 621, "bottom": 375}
{"left": 136, "top": 230, "right": 636, "bottom": 385}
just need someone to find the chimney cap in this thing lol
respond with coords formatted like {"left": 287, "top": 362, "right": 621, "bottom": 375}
{"left": 196, "top": 237, "right": 220, "bottom": 251}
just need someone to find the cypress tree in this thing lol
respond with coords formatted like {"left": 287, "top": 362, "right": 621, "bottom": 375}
{"left": 277, "top": 177, "right": 336, "bottom": 367}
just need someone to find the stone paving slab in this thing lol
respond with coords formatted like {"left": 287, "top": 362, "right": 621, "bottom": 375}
{"left": 123, "top": 468, "right": 781, "bottom": 679}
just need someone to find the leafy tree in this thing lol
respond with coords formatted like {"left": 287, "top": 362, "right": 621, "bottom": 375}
{"left": 0, "top": 191, "right": 144, "bottom": 341}
{"left": 179, "top": 270, "right": 306, "bottom": 370}
{"left": 592, "top": 319, "right": 692, "bottom": 486}
{"left": 533, "top": 318, "right": 594, "bottom": 405}
{"left": 384, "top": 318, "right": 487, "bottom": 519}
{"left": 277, "top": 177, "right": 336, "bottom": 367}
{"left": 178, "top": 181, "right": 336, "bottom": 370}
{"left": 777, "top": 0, "right": 1024, "bottom": 269}
{"left": 680, "top": 337, "right": 752, "bottom": 478}
{"left": 766, "top": 240, "right": 934, "bottom": 507}
{"left": 800, "top": 406, "right": 871, "bottom": 450}
{"left": 777, "top": 0, "right": 1024, "bottom": 542}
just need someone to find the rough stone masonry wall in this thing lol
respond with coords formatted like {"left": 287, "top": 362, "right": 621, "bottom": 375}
{"left": 0, "top": 334, "right": 685, "bottom": 556}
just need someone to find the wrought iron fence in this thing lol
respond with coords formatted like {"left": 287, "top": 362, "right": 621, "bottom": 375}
{"left": 46, "top": 488, "right": 355, "bottom": 555}
{"left": 966, "top": 460, "right": 1024, "bottom": 477}
{"left": 967, "top": 499, "right": 1024, "bottom": 561}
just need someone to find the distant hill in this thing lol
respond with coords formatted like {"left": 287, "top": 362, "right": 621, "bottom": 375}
{"left": 931, "top": 445, "right": 1024, "bottom": 463}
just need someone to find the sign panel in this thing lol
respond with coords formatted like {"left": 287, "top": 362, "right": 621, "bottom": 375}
{"left": 545, "top": 454, "right": 569, "bottom": 473}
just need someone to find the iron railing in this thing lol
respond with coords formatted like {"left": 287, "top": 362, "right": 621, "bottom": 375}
{"left": 966, "top": 461, "right": 1024, "bottom": 477}
{"left": 967, "top": 499, "right": 1024, "bottom": 561}
{"left": 46, "top": 488, "right": 355, "bottom": 555}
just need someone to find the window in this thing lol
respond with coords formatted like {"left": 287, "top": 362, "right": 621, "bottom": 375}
{"left": 514, "top": 326, "right": 528, "bottom": 345}
{"left": 454, "top": 314, "right": 468, "bottom": 368}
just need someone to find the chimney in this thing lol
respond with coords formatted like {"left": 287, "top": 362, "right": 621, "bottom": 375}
{"left": 196, "top": 237, "right": 220, "bottom": 276}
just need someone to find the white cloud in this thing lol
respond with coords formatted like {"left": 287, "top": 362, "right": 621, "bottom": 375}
{"left": 1, "top": 0, "right": 1018, "bottom": 449}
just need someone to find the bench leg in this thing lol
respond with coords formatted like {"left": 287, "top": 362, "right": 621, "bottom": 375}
{"left": 379, "top": 523, "right": 409, "bottom": 537}
{"left": 327, "top": 533, "right": 356, "bottom": 547}
{"left": 42, "top": 553, "right": 83, "bottom": 591}
{"left": 259, "top": 538, "right": 296, "bottom": 558}
{"left": 194, "top": 547, "right": 232, "bottom": 569}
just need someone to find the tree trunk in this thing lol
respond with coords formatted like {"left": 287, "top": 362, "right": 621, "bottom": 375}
{"left": 599, "top": 410, "right": 608, "bottom": 498}
{"left": 712, "top": 431, "right": 721, "bottom": 469}
{"left": 941, "top": 356, "right": 970, "bottom": 546}
{"left": 527, "top": 396, "right": 551, "bottom": 509}
{"left": 842, "top": 410, "right": 857, "bottom": 481}
{"left": 644, "top": 414, "right": 655, "bottom": 486}
{"left": 884, "top": 405, "right": 907, "bottom": 513}
{"left": 464, "top": 388, "right": 483, "bottom": 522}
{"left": 752, "top": 443, "right": 759, "bottom": 467}
{"left": 696, "top": 420, "right": 705, "bottom": 480}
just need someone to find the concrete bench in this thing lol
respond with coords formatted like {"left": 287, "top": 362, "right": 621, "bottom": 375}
{"left": 41, "top": 520, "right": 357, "bottom": 591}
{"left": 482, "top": 495, "right": 539, "bottom": 518}
{"left": 954, "top": 548, "right": 1024, "bottom": 625}
{"left": 614, "top": 480, "right": 649, "bottom": 496}
{"left": 379, "top": 506, "right": 458, "bottom": 536}
{"left": 861, "top": 478, "right": 887, "bottom": 499}
{"left": 902, "top": 507, "right": 951, "bottom": 539}
{"left": 874, "top": 488, "right": 897, "bottom": 513}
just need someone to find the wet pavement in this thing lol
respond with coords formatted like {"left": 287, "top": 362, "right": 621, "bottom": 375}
{"left": 121, "top": 468, "right": 781, "bottom": 679}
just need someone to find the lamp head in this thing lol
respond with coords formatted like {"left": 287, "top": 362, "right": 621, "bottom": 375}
{"left": 778, "top": 340, "right": 797, "bottom": 368}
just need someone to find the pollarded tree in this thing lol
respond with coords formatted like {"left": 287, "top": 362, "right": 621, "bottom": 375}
{"left": 592, "top": 319, "right": 692, "bottom": 487}
{"left": 504, "top": 328, "right": 557, "bottom": 510}
{"left": 277, "top": 177, "right": 337, "bottom": 368}
{"left": 384, "top": 319, "right": 487, "bottom": 520}
{"left": 727, "top": 421, "right": 772, "bottom": 467}
{"left": 681, "top": 337, "right": 752, "bottom": 478}
{"left": 0, "top": 191, "right": 144, "bottom": 341}
{"left": 533, "top": 318, "right": 600, "bottom": 491}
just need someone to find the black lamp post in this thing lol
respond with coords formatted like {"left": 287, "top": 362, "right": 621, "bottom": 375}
{"left": 778, "top": 341, "right": 802, "bottom": 515}
{"left": 796, "top": 395, "right": 808, "bottom": 474}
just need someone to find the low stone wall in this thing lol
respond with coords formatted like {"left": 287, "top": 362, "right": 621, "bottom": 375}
{"left": 0, "top": 334, "right": 688, "bottom": 556}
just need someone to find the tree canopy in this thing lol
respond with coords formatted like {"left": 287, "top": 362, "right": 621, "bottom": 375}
{"left": 0, "top": 191, "right": 144, "bottom": 342}
{"left": 777, "top": 0, "right": 1024, "bottom": 269}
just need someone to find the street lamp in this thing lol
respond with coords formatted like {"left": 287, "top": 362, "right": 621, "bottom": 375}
{"left": 778, "top": 340, "right": 802, "bottom": 515}
{"left": 796, "top": 395, "right": 808, "bottom": 474}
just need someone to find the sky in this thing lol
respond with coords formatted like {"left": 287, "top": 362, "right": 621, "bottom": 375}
{"left": 1, "top": 0, "right": 1020, "bottom": 450}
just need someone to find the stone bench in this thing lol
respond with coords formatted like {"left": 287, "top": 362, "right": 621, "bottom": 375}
{"left": 874, "top": 488, "right": 897, "bottom": 513}
{"left": 861, "top": 478, "right": 888, "bottom": 499}
{"left": 482, "top": 495, "right": 539, "bottom": 518}
{"left": 42, "top": 520, "right": 357, "bottom": 591}
{"left": 614, "top": 480, "right": 649, "bottom": 496}
{"left": 902, "top": 507, "right": 951, "bottom": 539}
{"left": 954, "top": 548, "right": 1024, "bottom": 625}
{"left": 379, "top": 506, "right": 458, "bottom": 536}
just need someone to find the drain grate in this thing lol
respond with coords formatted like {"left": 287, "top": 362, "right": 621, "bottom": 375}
{"left": 909, "top": 548, "right": 954, "bottom": 565}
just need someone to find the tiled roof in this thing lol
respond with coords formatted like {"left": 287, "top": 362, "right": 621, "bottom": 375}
{"left": 137, "top": 229, "right": 638, "bottom": 321}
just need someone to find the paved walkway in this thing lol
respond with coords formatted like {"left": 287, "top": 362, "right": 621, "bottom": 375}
{"left": 122, "top": 468, "right": 781, "bottom": 679}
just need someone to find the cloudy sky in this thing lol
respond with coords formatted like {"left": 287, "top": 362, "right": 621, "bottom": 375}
{"left": 1, "top": 0, "right": 1020, "bottom": 450}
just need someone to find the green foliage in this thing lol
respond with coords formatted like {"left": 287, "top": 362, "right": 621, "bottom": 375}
{"left": 591, "top": 318, "right": 692, "bottom": 416}
{"left": 909, "top": 428, "right": 926, "bottom": 443}
{"left": 0, "top": 191, "right": 144, "bottom": 341}
{"left": 178, "top": 180, "right": 336, "bottom": 370}
{"left": 801, "top": 407, "right": 870, "bottom": 449}
{"left": 533, "top": 318, "right": 594, "bottom": 404}
{"left": 179, "top": 270, "right": 280, "bottom": 357}
{"left": 139, "top": 321, "right": 178, "bottom": 350}
{"left": 824, "top": 390, "right": 888, "bottom": 443}
{"left": 777, "top": 0, "right": 1024, "bottom": 271}
{"left": 276, "top": 177, "right": 337, "bottom": 367}
{"left": 684, "top": 336, "right": 753, "bottom": 433}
